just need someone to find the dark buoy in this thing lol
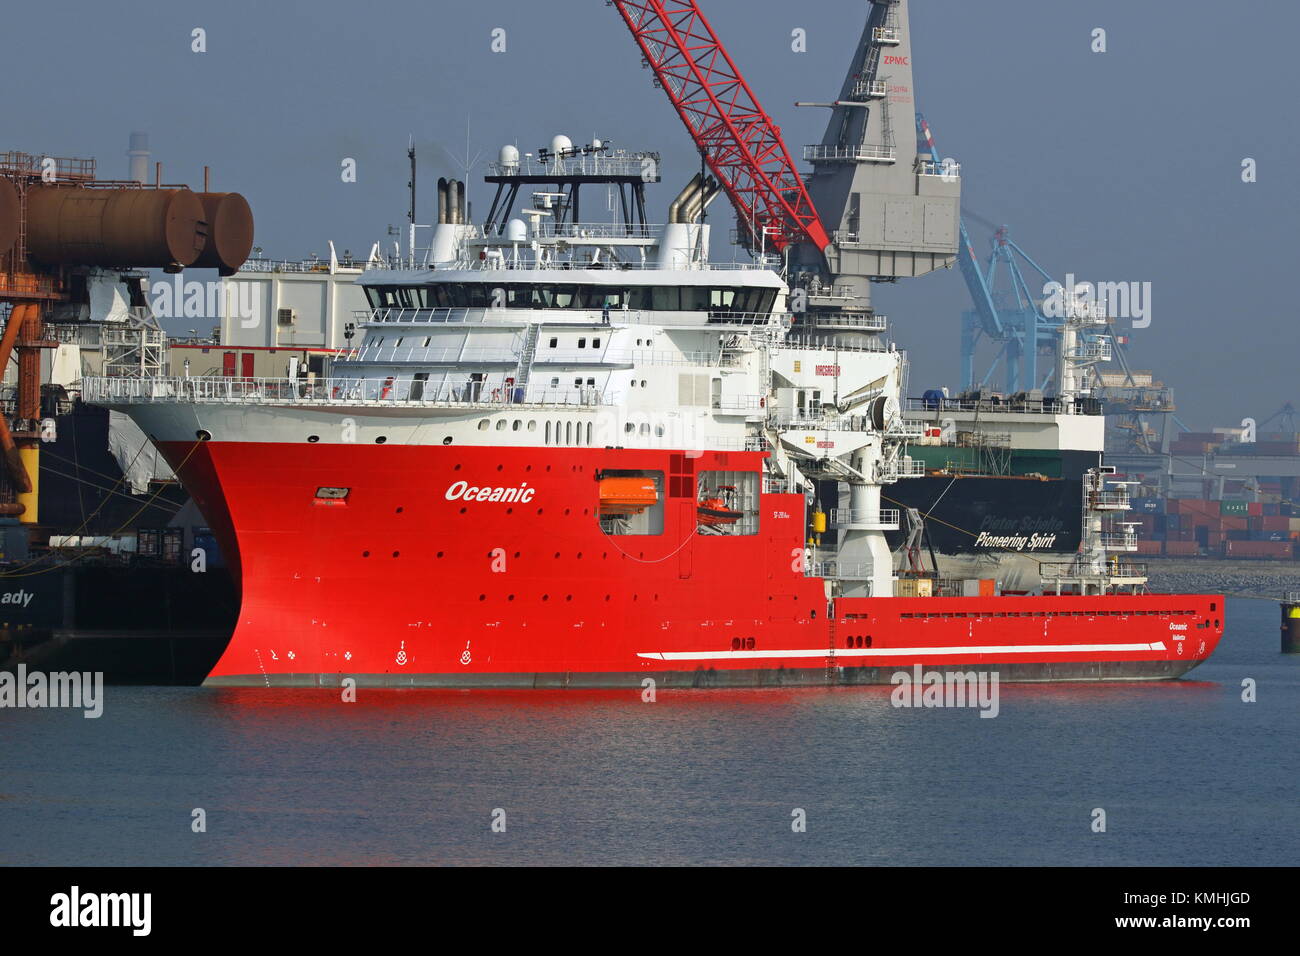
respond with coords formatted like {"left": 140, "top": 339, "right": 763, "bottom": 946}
{"left": 1282, "top": 593, "right": 1300, "bottom": 654}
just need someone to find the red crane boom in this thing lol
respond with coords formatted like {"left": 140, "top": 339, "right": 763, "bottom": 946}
{"left": 611, "top": 0, "right": 831, "bottom": 254}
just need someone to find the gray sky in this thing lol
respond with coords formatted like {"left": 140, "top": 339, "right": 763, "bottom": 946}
{"left": 8, "top": 0, "right": 1298, "bottom": 428}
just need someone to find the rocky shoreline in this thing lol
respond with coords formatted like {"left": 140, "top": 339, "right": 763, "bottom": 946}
{"left": 1142, "top": 558, "right": 1300, "bottom": 601}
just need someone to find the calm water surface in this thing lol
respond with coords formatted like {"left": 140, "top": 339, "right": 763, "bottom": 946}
{"left": 1, "top": 598, "right": 1295, "bottom": 865}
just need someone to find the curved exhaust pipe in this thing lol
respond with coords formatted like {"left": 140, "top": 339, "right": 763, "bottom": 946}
{"left": 668, "top": 173, "right": 703, "bottom": 224}
{"left": 682, "top": 175, "right": 721, "bottom": 224}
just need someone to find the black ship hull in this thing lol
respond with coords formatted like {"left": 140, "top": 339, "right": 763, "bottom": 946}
{"left": 0, "top": 562, "right": 237, "bottom": 684}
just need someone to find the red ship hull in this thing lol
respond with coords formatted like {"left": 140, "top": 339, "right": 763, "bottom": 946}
{"left": 157, "top": 441, "right": 1224, "bottom": 687}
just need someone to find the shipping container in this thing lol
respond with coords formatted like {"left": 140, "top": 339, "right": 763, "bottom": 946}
{"left": 1162, "top": 541, "right": 1200, "bottom": 556}
{"left": 1224, "top": 540, "right": 1294, "bottom": 559}
{"left": 1220, "top": 500, "right": 1249, "bottom": 516}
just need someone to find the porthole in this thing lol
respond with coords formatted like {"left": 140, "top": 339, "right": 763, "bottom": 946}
{"left": 307, "top": 435, "right": 320, "bottom": 443}
{"left": 496, "top": 420, "right": 506, "bottom": 431}
{"left": 624, "top": 423, "right": 635, "bottom": 433}
{"left": 478, "top": 420, "right": 490, "bottom": 431}
{"left": 512, "top": 420, "right": 521, "bottom": 431}
{"left": 375, "top": 436, "right": 387, "bottom": 444}
{"left": 362, "top": 550, "right": 370, "bottom": 557}
{"left": 442, "top": 436, "right": 453, "bottom": 445}
{"left": 527, "top": 420, "right": 537, "bottom": 432}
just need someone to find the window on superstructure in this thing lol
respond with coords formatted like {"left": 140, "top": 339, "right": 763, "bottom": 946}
{"left": 545, "top": 422, "right": 552, "bottom": 444}
{"left": 592, "top": 338, "right": 601, "bottom": 349}
{"left": 651, "top": 287, "right": 679, "bottom": 310}
{"left": 597, "top": 470, "right": 665, "bottom": 537}
{"left": 549, "top": 338, "right": 558, "bottom": 348}
{"left": 680, "top": 287, "right": 709, "bottom": 311}
{"left": 578, "top": 338, "right": 587, "bottom": 349}
{"left": 565, "top": 422, "right": 573, "bottom": 444}
{"left": 585, "top": 422, "right": 592, "bottom": 444}
{"left": 695, "top": 471, "right": 760, "bottom": 536}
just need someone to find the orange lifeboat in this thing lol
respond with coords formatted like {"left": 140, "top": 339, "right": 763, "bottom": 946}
{"left": 697, "top": 485, "right": 743, "bottom": 526}
{"left": 598, "top": 476, "right": 659, "bottom": 516}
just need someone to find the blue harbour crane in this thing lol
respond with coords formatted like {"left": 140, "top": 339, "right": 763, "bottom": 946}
{"left": 917, "top": 114, "right": 1062, "bottom": 394}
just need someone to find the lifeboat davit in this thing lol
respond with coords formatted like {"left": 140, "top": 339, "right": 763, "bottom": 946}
{"left": 598, "top": 476, "right": 659, "bottom": 516}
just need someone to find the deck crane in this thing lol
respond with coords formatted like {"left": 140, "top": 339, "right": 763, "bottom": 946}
{"left": 609, "top": 0, "right": 832, "bottom": 256}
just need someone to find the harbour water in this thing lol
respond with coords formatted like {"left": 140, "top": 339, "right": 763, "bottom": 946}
{"left": 1, "top": 597, "right": 1294, "bottom": 866}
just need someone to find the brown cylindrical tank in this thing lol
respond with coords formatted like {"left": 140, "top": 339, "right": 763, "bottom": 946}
{"left": 0, "top": 178, "right": 18, "bottom": 256}
{"left": 191, "top": 192, "right": 254, "bottom": 275}
{"left": 25, "top": 185, "right": 207, "bottom": 269}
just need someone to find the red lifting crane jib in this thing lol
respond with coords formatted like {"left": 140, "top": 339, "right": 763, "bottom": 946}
{"left": 612, "top": 0, "right": 831, "bottom": 255}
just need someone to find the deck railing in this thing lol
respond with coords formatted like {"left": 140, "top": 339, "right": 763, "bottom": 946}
{"left": 82, "top": 375, "right": 612, "bottom": 409}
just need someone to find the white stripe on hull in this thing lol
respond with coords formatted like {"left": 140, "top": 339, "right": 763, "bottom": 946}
{"left": 637, "top": 641, "right": 1168, "bottom": 661}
